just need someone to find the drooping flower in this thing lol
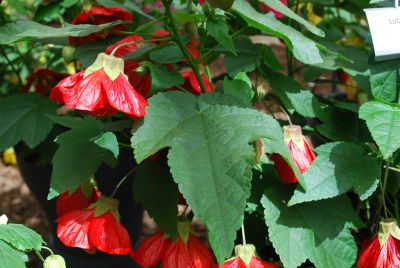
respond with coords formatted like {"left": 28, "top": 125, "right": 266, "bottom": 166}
{"left": 56, "top": 196, "right": 131, "bottom": 255}
{"left": 259, "top": 0, "right": 288, "bottom": 19}
{"left": 218, "top": 244, "right": 279, "bottom": 268}
{"left": 50, "top": 52, "right": 148, "bottom": 118}
{"left": 134, "top": 221, "right": 214, "bottom": 267}
{"left": 357, "top": 219, "right": 400, "bottom": 268}
{"left": 180, "top": 70, "right": 215, "bottom": 95}
{"left": 70, "top": 6, "right": 133, "bottom": 44}
{"left": 43, "top": 255, "right": 66, "bottom": 268}
{"left": 105, "top": 35, "right": 151, "bottom": 98}
{"left": 270, "top": 125, "right": 315, "bottom": 184}
{"left": 56, "top": 185, "right": 99, "bottom": 216}
{"left": 21, "top": 69, "right": 68, "bottom": 96}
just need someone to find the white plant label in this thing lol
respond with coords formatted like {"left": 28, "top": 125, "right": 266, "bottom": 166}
{"left": 365, "top": 6, "right": 400, "bottom": 61}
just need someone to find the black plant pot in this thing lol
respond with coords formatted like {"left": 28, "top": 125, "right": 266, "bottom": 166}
{"left": 17, "top": 148, "right": 143, "bottom": 268}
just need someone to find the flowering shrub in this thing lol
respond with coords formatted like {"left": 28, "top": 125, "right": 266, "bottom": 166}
{"left": 0, "top": 0, "right": 397, "bottom": 267}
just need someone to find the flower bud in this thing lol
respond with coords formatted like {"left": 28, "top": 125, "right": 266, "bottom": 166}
{"left": 44, "top": 255, "right": 66, "bottom": 268}
{"left": 62, "top": 46, "right": 75, "bottom": 64}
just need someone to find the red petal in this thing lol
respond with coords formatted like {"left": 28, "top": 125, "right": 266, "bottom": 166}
{"left": 88, "top": 211, "right": 131, "bottom": 255}
{"left": 357, "top": 236, "right": 380, "bottom": 268}
{"left": 124, "top": 60, "right": 151, "bottom": 98}
{"left": 181, "top": 71, "right": 215, "bottom": 95}
{"left": 105, "top": 35, "right": 144, "bottom": 57}
{"left": 103, "top": 74, "right": 148, "bottom": 118}
{"left": 56, "top": 187, "right": 98, "bottom": 216}
{"left": 162, "top": 237, "right": 193, "bottom": 268}
{"left": 249, "top": 256, "right": 280, "bottom": 268}
{"left": 259, "top": 0, "right": 287, "bottom": 19}
{"left": 270, "top": 153, "right": 298, "bottom": 184}
{"left": 222, "top": 257, "right": 247, "bottom": 268}
{"left": 288, "top": 139, "right": 315, "bottom": 174}
{"left": 377, "top": 235, "right": 400, "bottom": 267}
{"left": 72, "top": 6, "right": 133, "bottom": 24}
{"left": 56, "top": 209, "right": 94, "bottom": 250}
{"left": 135, "top": 231, "right": 169, "bottom": 266}
{"left": 188, "top": 233, "right": 214, "bottom": 268}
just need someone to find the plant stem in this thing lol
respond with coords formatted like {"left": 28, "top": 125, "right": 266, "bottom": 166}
{"left": 241, "top": 223, "right": 247, "bottom": 246}
{"left": 163, "top": 0, "right": 207, "bottom": 94}
{"left": 109, "top": 37, "right": 170, "bottom": 56}
{"left": 35, "top": 250, "right": 44, "bottom": 262}
{"left": 41, "top": 246, "right": 54, "bottom": 256}
{"left": 0, "top": 46, "right": 23, "bottom": 85}
{"left": 110, "top": 166, "right": 138, "bottom": 197}
{"left": 381, "top": 158, "right": 390, "bottom": 219}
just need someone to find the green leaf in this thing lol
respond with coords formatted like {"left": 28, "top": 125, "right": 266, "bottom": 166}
{"left": 370, "top": 59, "right": 400, "bottom": 103}
{"left": 0, "top": 240, "right": 28, "bottom": 268}
{"left": 0, "top": 20, "right": 124, "bottom": 44}
{"left": 359, "top": 101, "right": 400, "bottom": 159}
{"left": 133, "top": 159, "right": 179, "bottom": 238}
{"left": 0, "top": 93, "right": 57, "bottom": 151}
{"left": 34, "top": 2, "right": 62, "bottom": 22}
{"left": 61, "top": 0, "right": 80, "bottom": 8}
{"left": 223, "top": 73, "right": 254, "bottom": 103}
{"left": 93, "top": 132, "right": 119, "bottom": 159}
{"left": 149, "top": 45, "right": 184, "bottom": 64}
{"left": 143, "top": 62, "right": 184, "bottom": 93}
{"left": 289, "top": 142, "right": 380, "bottom": 205}
{"left": 262, "top": 186, "right": 361, "bottom": 268}
{"left": 132, "top": 91, "right": 284, "bottom": 262}
{"left": 206, "top": 17, "right": 236, "bottom": 54}
{"left": 50, "top": 117, "right": 116, "bottom": 197}
{"left": 0, "top": 224, "right": 43, "bottom": 251}
{"left": 265, "top": 71, "right": 321, "bottom": 117}
{"left": 259, "top": 0, "right": 325, "bottom": 37}
{"left": 232, "top": 0, "right": 322, "bottom": 64}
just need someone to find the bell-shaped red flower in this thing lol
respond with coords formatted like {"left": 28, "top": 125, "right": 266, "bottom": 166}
{"left": 56, "top": 196, "right": 131, "bottom": 255}
{"left": 105, "top": 35, "right": 151, "bottom": 98}
{"left": 218, "top": 244, "right": 279, "bottom": 268}
{"left": 357, "top": 219, "right": 400, "bottom": 268}
{"left": 180, "top": 70, "right": 215, "bottom": 95}
{"left": 21, "top": 69, "right": 68, "bottom": 96}
{"left": 56, "top": 185, "right": 99, "bottom": 216}
{"left": 270, "top": 125, "right": 315, "bottom": 184}
{"left": 50, "top": 52, "right": 148, "bottom": 118}
{"left": 70, "top": 6, "right": 133, "bottom": 44}
{"left": 134, "top": 221, "right": 213, "bottom": 267}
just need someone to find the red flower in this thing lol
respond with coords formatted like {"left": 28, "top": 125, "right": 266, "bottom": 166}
{"left": 70, "top": 6, "right": 133, "bottom": 44}
{"left": 218, "top": 244, "right": 279, "bottom": 268}
{"left": 357, "top": 220, "right": 400, "bottom": 268}
{"left": 134, "top": 225, "right": 213, "bottom": 267}
{"left": 105, "top": 35, "right": 151, "bottom": 98}
{"left": 259, "top": 0, "right": 288, "bottom": 19}
{"left": 50, "top": 53, "right": 147, "bottom": 118}
{"left": 270, "top": 125, "right": 315, "bottom": 184}
{"left": 56, "top": 186, "right": 99, "bottom": 216}
{"left": 21, "top": 69, "right": 68, "bottom": 96}
{"left": 181, "top": 70, "right": 215, "bottom": 95}
{"left": 199, "top": 0, "right": 206, "bottom": 4}
{"left": 336, "top": 69, "right": 350, "bottom": 84}
{"left": 56, "top": 196, "right": 131, "bottom": 255}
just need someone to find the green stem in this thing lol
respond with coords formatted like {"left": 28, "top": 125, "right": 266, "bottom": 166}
{"left": 163, "top": 0, "right": 207, "bottom": 93}
{"left": 0, "top": 46, "right": 23, "bottom": 85}
{"left": 110, "top": 166, "right": 138, "bottom": 198}
{"left": 241, "top": 223, "right": 247, "bottom": 246}
{"left": 41, "top": 246, "right": 54, "bottom": 256}
{"left": 35, "top": 250, "right": 45, "bottom": 262}
{"left": 381, "top": 159, "right": 390, "bottom": 219}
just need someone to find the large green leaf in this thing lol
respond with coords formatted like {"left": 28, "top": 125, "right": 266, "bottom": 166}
{"left": 206, "top": 17, "right": 236, "bottom": 54}
{"left": 132, "top": 91, "right": 284, "bottom": 262}
{"left": 142, "top": 62, "right": 184, "bottom": 94}
{"left": 359, "top": 101, "right": 400, "bottom": 159}
{"left": 289, "top": 142, "right": 380, "bottom": 205}
{"left": 0, "top": 224, "right": 43, "bottom": 251}
{"left": 265, "top": 71, "right": 321, "bottom": 117}
{"left": 0, "top": 93, "right": 57, "bottom": 151}
{"left": 370, "top": 59, "right": 400, "bottom": 103}
{"left": 50, "top": 117, "right": 116, "bottom": 197}
{"left": 0, "top": 20, "right": 124, "bottom": 44}
{"left": 133, "top": 159, "right": 179, "bottom": 238}
{"left": 259, "top": 0, "right": 325, "bottom": 37}
{"left": 232, "top": 0, "right": 322, "bottom": 64}
{"left": 0, "top": 240, "right": 28, "bottom": 268}
{"left": 262, "top": 187, "right": 361, "bottom": 268}
{"left": 149, "top": 45, "right": 184, "bottom": 64}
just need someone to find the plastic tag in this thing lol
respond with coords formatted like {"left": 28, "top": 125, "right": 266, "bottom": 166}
{"left": 365, "top": 1, "right": 400, "bottom": 61}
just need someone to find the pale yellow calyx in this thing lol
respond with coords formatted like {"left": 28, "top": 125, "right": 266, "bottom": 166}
{"left": 283, "top": 125, "right": 306, "bottom": 152}
{"left": 84, "top": 53, "right": 127, "bottom": 81}
{"left": 378, "top": 219, "right": 400, "bottom": 247}
{"left": 177, "top": 218, "right": 191, "bottom": 244}
{"left": 0, "top": 214, "right": 8, "bottom": 225}
{"left": 235, "top": 244, "right": 257, "bottom": 265}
